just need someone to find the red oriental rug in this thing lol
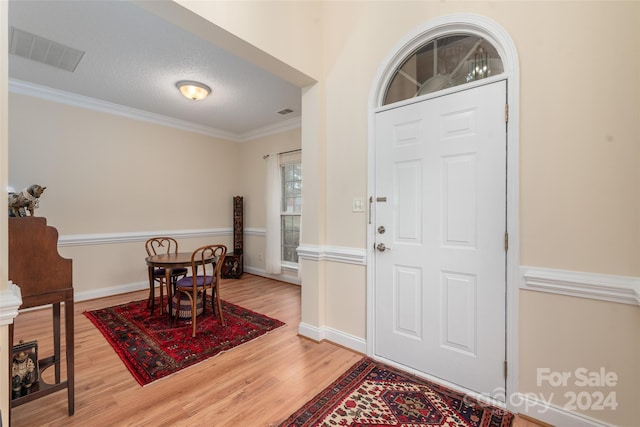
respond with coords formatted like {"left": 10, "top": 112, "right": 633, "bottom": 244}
{"left": 84, "top": 298, "right": 284, "bottom": 386}
{"left": 280, "top": 358, "right": 514, "bottom": 427}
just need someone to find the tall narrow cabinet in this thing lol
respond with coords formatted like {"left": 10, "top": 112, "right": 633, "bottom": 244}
{"left": 222, "top": 196, "right": 244, "bottom": 278}
{"left": 8, "top": 217, "right": 74, "bottom": 424}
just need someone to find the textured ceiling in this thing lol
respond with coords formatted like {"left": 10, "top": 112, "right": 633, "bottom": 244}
{"left": 8, "top": 1, "right": 302, "bottom": 139}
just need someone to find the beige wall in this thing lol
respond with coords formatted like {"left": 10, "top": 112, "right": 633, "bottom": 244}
{"left": 176, "top": 0, "right": 323, "bottom": 82}
{"left": 184, "top": 1, "right": 639, "bottom": 425}
{"left": 514, "top": 3, "right": 640, "bottom": 276}
{"left": 9, "top": 94, "right": 240, "bottom": 234}
{"left": 8, "top": 94, "right": 240, "bottom": 293}
{"left": 520, "top": 291, "right": 640, "bottom": 426}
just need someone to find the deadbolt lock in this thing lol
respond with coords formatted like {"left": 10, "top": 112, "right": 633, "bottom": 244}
{"left": 377, "top": 226, "right": 386, "bottom": 234}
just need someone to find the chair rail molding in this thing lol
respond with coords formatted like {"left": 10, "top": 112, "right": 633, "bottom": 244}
{"left": 58, "top": 227, "right": 232, "bottom": 247}
{"left": 521, "top": 266, "right": 640, "bottom": 306}
{"left": 244, "top": 227, "right": 266, "bottom": 237}
{"left": 0, "top": 281, "right": 23, "bottom": 325}
{"left": 297, "top": 244, "right": 367, "bottom": 266}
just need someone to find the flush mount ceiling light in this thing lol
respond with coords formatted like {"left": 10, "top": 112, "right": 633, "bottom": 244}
{"left": 176, "top": 80, "right": 211, "bottom": 101}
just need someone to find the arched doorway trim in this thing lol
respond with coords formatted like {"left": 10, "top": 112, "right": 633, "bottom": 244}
{"left": 371, "top": 14, "right": 519, "bottom": 108}
{"left": 366, "top": 13, "right": 520, "bottom": 409}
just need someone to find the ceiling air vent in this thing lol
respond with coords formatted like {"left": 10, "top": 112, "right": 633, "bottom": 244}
{"left": 277, "top": 108, "right": 294, "bottom": 115}
{"left": 9, "top": 27, "right": 85, "bottom": 72}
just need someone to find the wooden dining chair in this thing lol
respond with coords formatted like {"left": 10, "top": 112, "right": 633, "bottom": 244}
{"left": 174, "top": 244, "right": 227, "bottom": 337}
{"left": 145, "top": 237, "right": 188, "bottom": 314}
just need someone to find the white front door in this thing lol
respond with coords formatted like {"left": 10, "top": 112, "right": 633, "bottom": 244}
{"left": 374, "top": 80, "right": 507, "bottom": 397}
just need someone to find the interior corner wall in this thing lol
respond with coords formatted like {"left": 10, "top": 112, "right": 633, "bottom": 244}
{"left": 8, "top": 93, "right": 239, "bottom": 295}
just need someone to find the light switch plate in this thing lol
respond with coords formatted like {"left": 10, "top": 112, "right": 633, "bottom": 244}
{"left": 352, "top": 197, "right": 364, "bottom": 212}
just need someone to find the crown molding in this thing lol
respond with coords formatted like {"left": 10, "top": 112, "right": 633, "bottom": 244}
{"left": 8, "top": 79, "right": 300, "bottom": 142}
{"left": 236, "top": 116, "right": 301, "bottom": 142}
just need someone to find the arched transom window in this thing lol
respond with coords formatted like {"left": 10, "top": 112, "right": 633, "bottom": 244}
{"left": 383, "top": 34, "right": 503, "bottom": 105}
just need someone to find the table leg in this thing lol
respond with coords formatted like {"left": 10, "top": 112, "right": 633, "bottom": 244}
{"left": 159, "top": 274, "right": 164, "bottom": 315}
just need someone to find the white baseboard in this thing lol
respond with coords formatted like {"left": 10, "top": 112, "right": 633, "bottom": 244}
{"left": 298, "top": 322, "right": 322, "bottom": 341}
{"left": 511, "top": 393, "right": 611, "bottom": 427}
{"left": 244, "top": 266, "right": 300, "bottom": 285}
{"left": 298, "top": 322, "right": 366, "bottom": 354}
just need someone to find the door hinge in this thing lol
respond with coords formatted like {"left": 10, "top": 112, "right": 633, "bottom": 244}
{"left": 505, "top": 103, "right": 509, "bottom": 123}
{"left": 504, "top": 232, "right": 509, "bottom": 252}
{"left": 504, "top": 360, "right": 508, "bottom": 379}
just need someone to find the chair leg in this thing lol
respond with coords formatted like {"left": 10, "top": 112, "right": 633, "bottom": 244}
{"left": 191, "top": 290, "right": 198, "bottom": 338}
{"left": 215, "top": 287, "right": 225, "bottom": 326}
{"left": 201, "top": 290, "right": 207, "bottom": 315}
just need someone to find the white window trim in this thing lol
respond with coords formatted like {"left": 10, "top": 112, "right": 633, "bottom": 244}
{"left": 280, "top": 158, "right": 302, "bottom": 264}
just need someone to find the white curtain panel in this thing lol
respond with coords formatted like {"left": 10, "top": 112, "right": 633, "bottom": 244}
{"left": 265, "top": 154, "right": 282, "bottom": 274}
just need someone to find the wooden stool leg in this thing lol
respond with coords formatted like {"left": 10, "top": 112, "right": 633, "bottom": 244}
{"left": 53, "top": 303, "right": 61, "bottom": 383}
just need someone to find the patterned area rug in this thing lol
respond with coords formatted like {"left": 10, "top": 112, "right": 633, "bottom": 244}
{"left": 280, "top": 358, "right": 514, "bottom": 427}
{"left": 84, "top": 298, "right": 284, "bottom": 386}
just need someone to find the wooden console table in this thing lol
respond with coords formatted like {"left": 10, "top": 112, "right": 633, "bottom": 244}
{"left": 8, "top": 217, "right": 74, "bottom": 424}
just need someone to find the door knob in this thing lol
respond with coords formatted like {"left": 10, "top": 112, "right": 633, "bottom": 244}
{"left": 376, "top": 243, "right": 390, "bottom": 252}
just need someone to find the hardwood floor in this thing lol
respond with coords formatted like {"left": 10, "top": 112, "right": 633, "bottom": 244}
{"left": 10, "top": 274, "right": 545, "bottom": 426}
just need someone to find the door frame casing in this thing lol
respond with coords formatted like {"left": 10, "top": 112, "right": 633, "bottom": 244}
{"left": 366, "top": 13, "right": 520, "bottom": 409}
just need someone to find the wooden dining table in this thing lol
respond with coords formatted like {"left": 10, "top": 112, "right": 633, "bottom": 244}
{"left": 145, "top": 252, "right": 215, "bottom": 323}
